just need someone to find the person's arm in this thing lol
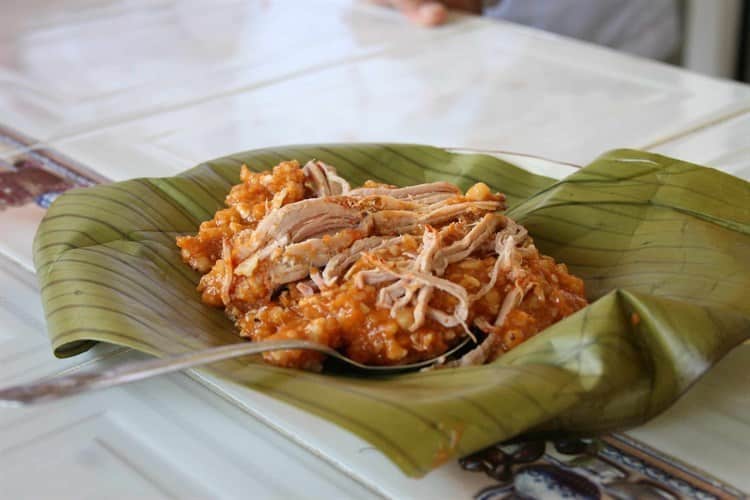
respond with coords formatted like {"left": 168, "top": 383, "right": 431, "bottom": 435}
{"left": 371, "top": 0, "right": 483, "bottom": 26}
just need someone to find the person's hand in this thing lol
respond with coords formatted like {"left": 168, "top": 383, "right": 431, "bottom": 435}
{"left": 370, "top": 0, "right": 482, "bottom": 27}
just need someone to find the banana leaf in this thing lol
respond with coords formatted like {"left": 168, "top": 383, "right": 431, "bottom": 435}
{"left": 32, "top": 145, "right": 750, "bottom": 477}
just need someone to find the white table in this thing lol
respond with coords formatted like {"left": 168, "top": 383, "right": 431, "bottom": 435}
{"left": 1, "top": 1, "right": 749, "bottom": 498}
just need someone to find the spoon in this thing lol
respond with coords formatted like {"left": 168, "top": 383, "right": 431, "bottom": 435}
{"left": 0, "top": 337, "right": 472, "bottom": 407}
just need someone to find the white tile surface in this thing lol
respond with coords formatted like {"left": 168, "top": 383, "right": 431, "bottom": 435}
{"left": 3, "top": 0, "right": 750, "bottom": 170}
{"left": 648, "top": 107, "right": 750, "bottom": 180}
{"left": 0, "top": 0, "right": 479, "bottom": 146}
{"left": 43, "top": 18, "right": 750, "bottom": 179}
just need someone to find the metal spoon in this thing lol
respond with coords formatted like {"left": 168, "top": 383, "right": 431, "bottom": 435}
{"left": 0, "top": 337, "right": 471, "bottom": 407}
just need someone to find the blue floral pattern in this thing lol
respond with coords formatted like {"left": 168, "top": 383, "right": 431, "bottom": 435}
{"left": 460, "top": 435, "right": 743, "bottom": 499}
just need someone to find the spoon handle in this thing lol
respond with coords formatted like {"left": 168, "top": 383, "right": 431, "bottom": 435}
{"left": 0, "top": 339, "right": 339, "bottom": 407}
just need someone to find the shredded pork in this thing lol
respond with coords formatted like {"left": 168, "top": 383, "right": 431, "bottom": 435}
{"left": 177, "top": 160, "right": 587, "bottom": 370}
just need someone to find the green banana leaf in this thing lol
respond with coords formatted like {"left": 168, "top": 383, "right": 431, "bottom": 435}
{"left": 32, "top": 145, "right": 750, "bottom": 477}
